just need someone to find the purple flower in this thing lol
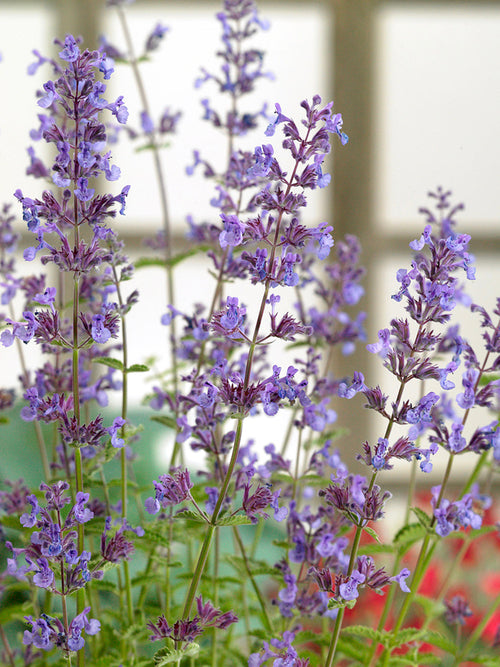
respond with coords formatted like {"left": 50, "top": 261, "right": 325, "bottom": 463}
{"left": 23, "top": 616, "right": 55, "bottom": 650}
{"left": 211, "top": 296, "right": 246, "bottom": 338}
{"left": 366, "top": 328, "right": 391, "bottom": 357}
{"left": 264, "top": 103, "right": 290, "bottom": 136}
{"left": 140, "top": 110, "right": 154, "bottom": 133}
{"left": 219, "top": 213, "right": 245, "bottom": 248}
{"left": 31, "top": 557, "right": 54, "bottom": 589}
{"left": 58, "top": 35, "right": 80, "bottom": 62}
{"left": 106, "top": 417, "right": 127, "bottom": 448}
{"left": 145, "top": 23, "right": 169, "bottom": 52}
{"left": 67, "top": 607, "right": 101, "bottom": 651}
{"left": 91, "top": 313, "right": 111, "bottom": 344}
{"left": 338, "top": 371, "right": 366, "bottom": 399}
{"left": 73, "top": 492, "right": 94, "bottom": 523}
{"left": 107, "top": 95, "right": 129, "bottom": 124}
{"left": 20, "top": 494, "right": 40, "bottom": 527}
{"left": 339, "top": 571, "right": 365, "bottom": 601}
{"left": 444, "top": 595, "right": 473, "bottom": 625}
{"left": 247, "top": 143, "right": 274, "bottom": 177}
{"left": 74, "top": 177, "right": 95, "bottom": 202}
{"left": 145, "top": 469, "right": 193, "bottom": 514}
{"left": 456, "top": 367, "right": 479, "bottom": 409}
{"left": 390, "top": 568, "right": 411, "bottom": 593}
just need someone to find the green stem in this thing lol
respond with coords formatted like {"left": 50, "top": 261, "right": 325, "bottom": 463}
{"left": 8, "top": 300, "right": 50, "bottom": 481}
{"left": 210, "top": 531, "right": 220, "bottom": 667}
{"left": 115, "top": 5, "right": 180, "bottom": 466}
{"left": 0, "top": 625, "right": 16, "bottom": 667}
{"left": 458, "top": 590, "right": 500, "bottom": 659}
{"left": 181, "top": 524, "right": 216, "bottom": 620}
{"left": 233, "top": 526, "right": 273, "bottom": 633}
{"left": 111, "top": 264, "right": 134, "bottom": 627}
{"left": 324, "top": 520, "right": 365, "bottom": 667}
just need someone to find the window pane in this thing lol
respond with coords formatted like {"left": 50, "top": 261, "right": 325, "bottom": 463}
{"left": 104, "top": 2, "right": 332, "bottom": 231}
{"left": 0, "top": 7, "right": 55, "bottom": 202}
{"left": 374, "top": 4, "right": 500, "bottom": 232}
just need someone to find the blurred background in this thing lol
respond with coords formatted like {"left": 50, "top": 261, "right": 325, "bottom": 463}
{"left": 1, "top": 0, "right": 500, "bottom": 505}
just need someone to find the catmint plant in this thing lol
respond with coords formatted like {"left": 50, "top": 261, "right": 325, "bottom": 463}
{"left": 0, "top": 3, "right": 499, "bottom": 667}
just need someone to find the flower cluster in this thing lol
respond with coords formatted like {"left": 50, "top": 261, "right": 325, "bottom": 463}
{"left": 0, "top": 3, "right": 499, "bottom": 667}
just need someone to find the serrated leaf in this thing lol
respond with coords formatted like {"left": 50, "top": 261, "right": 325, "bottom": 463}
{"left": 363, "top": 525, "right": 382, "bottom": 543}
{"left": 216, "top": 513, "right": 254, "bottom": 526}
{"left": 387, "top": 627, "right": 426, "bottom": 649}
{"left": 139, "top": 527, "right": 172, "bottom": 550}
{"left": 387, "top": 652, "right": 443, "bottom": 666}
{"left": 94, "top": 357, "right": 124, "bottom": 371}
{"left": 177, "top": 509, "right": 207, "bottom": 523}
{"left": 394, "top": 522, "right": 427, "bottom": 548}
{"left": 151, "top": 414, "right": 177, "bottom": 429}
{"left": 343, "top": 625, "right": 385, "bottom": 642}
{"left": 410, "top": 506, "right": 432, "bottom": 530}
{"left": 154, "top": 643, "right": 200, "bottom": 665}
{"left": 127, "top": 363, "right": 150, "bottom": 373}
{"left": 423, "top": 630, "right": 456, "bottom": 654}
{"left": 462, "top": 651, "right": 500, "bottom": 666}
{"left": 119, "top": 622, "right": 149, "bottom": 642}
{"left": 336, "top": 635, "right": 369, "bottom": 661}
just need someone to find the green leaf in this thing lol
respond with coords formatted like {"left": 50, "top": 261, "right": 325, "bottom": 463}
{"left": 134, "top": 140, "right": 171, "bottom": 153}
{"left": 336, "top": 635, "right": 369, "bottom": 662}
{"left": 0, "top": 600, "right": 33, "bottom": 624}
{"left": 126, "top": 363, "right": 150, "bottom": 373}
{"left": 412, "top": 593, "right": 444, "bottom": 619}
{"left": 138, "top": 527, "right": 172, "bottom": 550}
{"left": 410, "top": 506, "right": 433, "bottom": 530}
{"left": 358, "top": 543, "right": 395, "bottom": 556}
{"left": 224, "top": 555, "right": 279, "bottom": 578}
{"left": 153, "top": 643, "right": 200, "bottom": 665}
{"left": 119, "top": 623, "right": 149, "bottom": 642}
{"left": 151, "top": 414, "right": 177, "bottom": 429}
{"left": 394, "top": 522, "right": 427, "bottom": 549}
{"left": 0, "top": 415, "right": 9, "bottom": 424}
{"left": 135, "top": 246, "right": 210, "bottom": 270}
{"left": 216, "top": 513, "right": 254, "bottom": 526}
{"left": 423, "top": 630, "right": 457, "bottom": 654}
{"left": 363, "top": 525, "right": 382, "bottom": 543}
{"left": 461, "top": 651, "right": 500, "bottom": 666}
{"left": 178, "top": 509, "right": 207, "bottom": 523}
{"left": 94, "top": 357, "right": 124, "bottom": 371}
{"left": 387, "top": 627, "right": 426, "bottom": 649}
{"left": 342, "top": 625, "right": 385, "bottom": 643}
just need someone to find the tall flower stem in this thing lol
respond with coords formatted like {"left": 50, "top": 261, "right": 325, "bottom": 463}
{"left": 232, "top": 525, "right": 273, "bottom": 632}
{"left": 381, "top": 329, "right": 497, "bottom": 663}
{"left": 115, "top": 5, "right": 179, "bottom": 432}
{"left": 457, "top": 590, "right": 500, "bottom": 661}
{"left": 8, "top": 302, "right": 50, "bottom": 481}
{"left": 325, "top": 309, "right": 431, "bottom": 667}
{"left": 323, "top": 492, "right": 378, "bottom": 664}
{"left": 0, "top": 625, "right": 16, "bottom": 667}
{"left": 180, "top": 134, "right": 305, "bottom": 620}
{"left": 110, "top": 263, "right": 134, "bottom": 625}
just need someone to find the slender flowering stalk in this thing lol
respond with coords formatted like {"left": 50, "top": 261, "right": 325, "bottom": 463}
{"left": 1, "top": 7, "right": 500, "bottom": 667}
